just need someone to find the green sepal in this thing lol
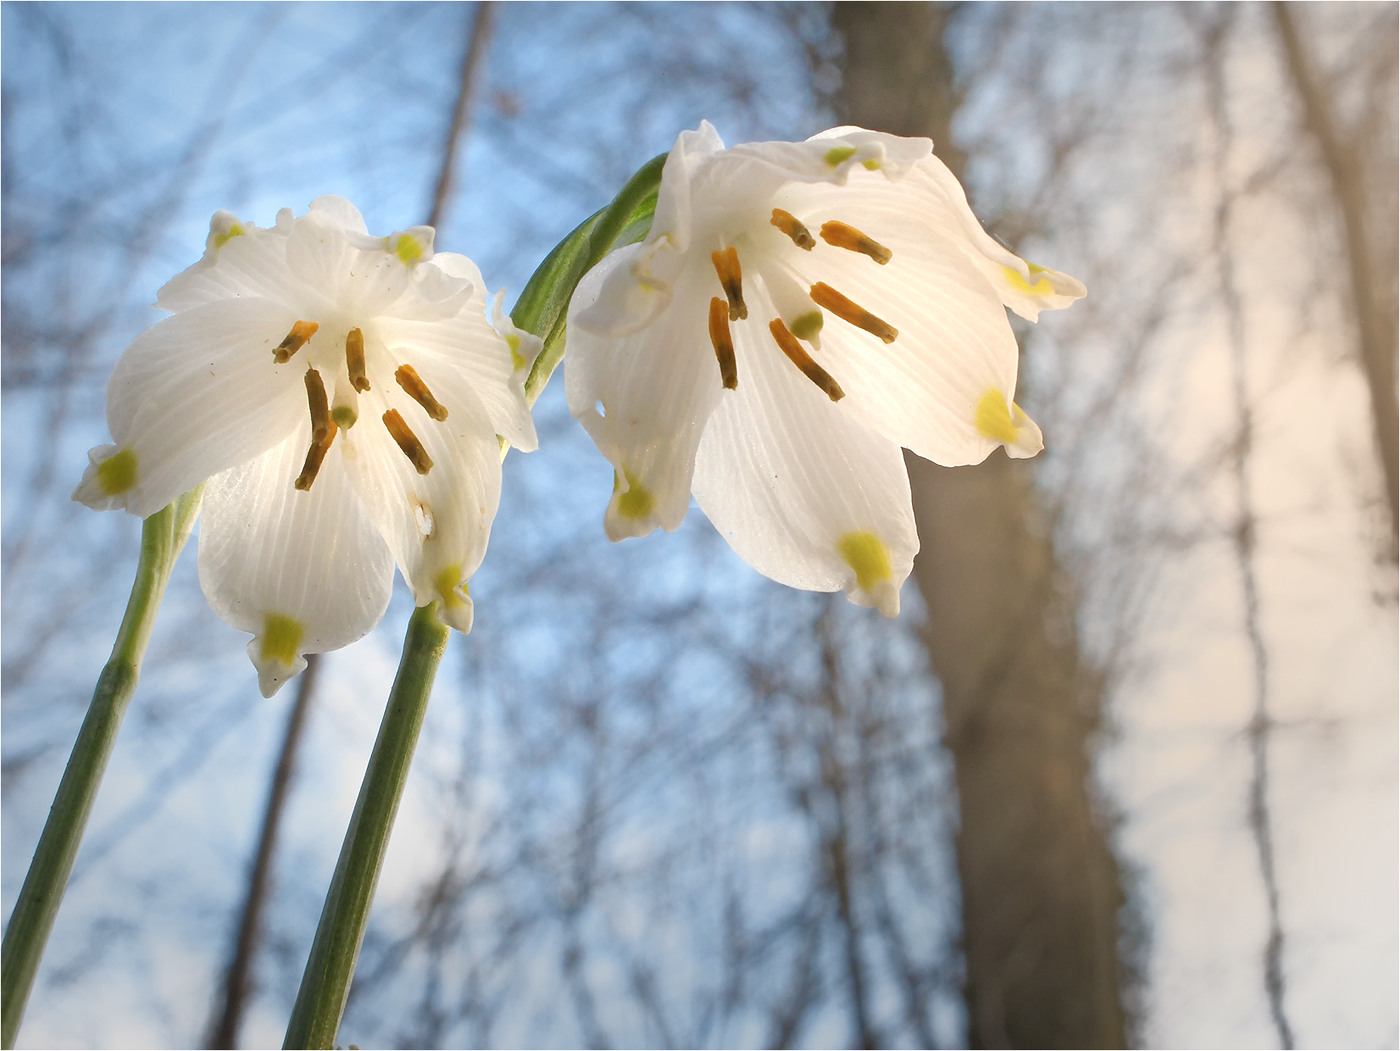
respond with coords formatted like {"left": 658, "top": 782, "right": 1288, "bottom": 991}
{"left": 513, "top": 152, "right": 666, "bottom": 408}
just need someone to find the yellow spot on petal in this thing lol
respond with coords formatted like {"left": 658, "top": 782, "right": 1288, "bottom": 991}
{"left": 96, "top": 448, "right": 138, "bottom": 496}
{"left": 506, "top": 333, "right": 525, "bottom": 371}
{"left": 862, "top": 158, "right": 881, "bottom": 171}
{"left": 260, "top": 614, "right": 303, "bottom": 667}
{"left": 824, "top": 145, "right": 857, "bottom": 167}
{"left": 790, "top": 310, "right": 824, "bottom": 343}
{"left": 1002, "top": 264, "right": 1053, "bottom": 296}
{"left": 838, "top": 531, "right": 892, "bottom": 592}
{"left": 213, "top": 223, "right": 245, "bottom": 250}
{"left": 614, "top": 469, "right": 654, "bottom": 520}
{"left": 395, "top": 234, "right": 424, "bottom": 265}
{"left": 975, "top": 389, "right": 1020, "bottom": 445}
{"left": 434, "top": 564, "right": 469, "bottom": 610}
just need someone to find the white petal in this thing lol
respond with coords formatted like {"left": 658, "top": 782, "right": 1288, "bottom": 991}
{"left": 691, "top": 313, "right": 918, "bottom": 616}
{"left": 650, "top": 120, "right": 727, "bottom": 251}
{"left": 565, "top": 257, "right": 725, "bottom": 540}
{"left": 1007, "top": 402, "right": 1044, "bottom": 459}
{"left": 899, "top": 159, "right": 1086, "bottom": 321}
{"left": 156, "top": 221, "right": 304, "bottom": 313}
{"left": 804, "top": 126, "right": 933, "bottom": 178}
{"left": 373, "top": 287, "right": 537, "bottom": 453}
{"left": 770, "top": 195, "right": 1023, "bottom": 467}
{"left": 309, "top": 194, "right": 370, "bottom": 235}
{"left": 388, "top": 225, "right": 436, "bottom": 265}
{"left": 90, "top": 297, "right": 307, "bottom": 517}
{"left": 340, "top": 363, "right": 502, "bottom": 630}
{"left": 574, "top": 121, "right": 722, "bottom": 338}
{"left": 724, "top": 128, "right": 931, "bottom": 187}
{"left": 286, "top": 212, "right": 411, "bottom": 318}
{"left": 198, "top": 423, "right": 395, "bottom": 697}
{"left": 491, "top": 289, "right": 543, "bottom": 402}
{"left": 401, "top": 251, "right": 481, "bottom": 322}
{"left": 573, "top": 239, "right": 685, "bottom": 339}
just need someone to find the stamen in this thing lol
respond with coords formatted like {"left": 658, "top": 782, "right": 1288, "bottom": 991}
{"left": 346, "top": 328, "right": 370, "bottom": 392}
{"left": 708, "top": 297, "right": 738, "bottom": 391}
{"left": 711, "top": 246, "right": 748, "bottom": 321}
{"left": 769, "top": 319, "right": 844, "bottom": 402}
{"left": 395, "top": 364, "right": 449, "bottom": 421}
{"left": 295, "top": 368, "right": 338, "bottom": 491}
{"left": 819, "top": 221, "right": 892, "bottom": 265}
{"left": 273, "top": 321, "right": 319, "bottom": 364}
{"left": 810, "top": 282, "right": 899, "bottom": 344}
{"left": 383, "top": 409, "right": 434, "bottom": 474}
{"left": 770, "top": 209, "right": 815, "bottom": 250}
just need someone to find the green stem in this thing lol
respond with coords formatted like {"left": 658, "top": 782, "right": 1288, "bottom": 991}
{"left": 1, "top": 488, "right": 202, "bottom": 1051}
{"left": 516, "top": 151, "right": 667, "bottom": 406}
{"left": 283, "top": 602, "right": 449, "bottom": 1050}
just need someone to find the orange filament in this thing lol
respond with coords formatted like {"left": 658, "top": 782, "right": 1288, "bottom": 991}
{"left": 769, "top": 318, "right": 844, "bottom": 402}
{"left": 818, "top": 221, "right": 892, "bottom": 265}
{"left": 383, "top": 409, "right": 434, "bottom": 474}
{"left": 395, "top": 364, "right": 449, "bottom": 421}
{"left": 346, "top": 328, "right": 370, "bottom": 392}
{"left": 710, "top": 246, "right": 748, "bottom": 322}
{"left": 295, "top": 367, "right": 338, "bottom": 491}
{"left": 273, "top": 321, "right": 319, "bottom": 364}
{"left": 810, "top": 282, "right": 898, "bottom": 344}
{"left": 708, "top": 297, "right": 738, "bottom": 390}
{"left": 770, "top": 209, "right": 815, "bottom": 250}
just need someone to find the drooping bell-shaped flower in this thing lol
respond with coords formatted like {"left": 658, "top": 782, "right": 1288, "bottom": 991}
{"left": 565, "top": 123, "right": 1085, "bottom": 616}
{"left": 75, "top": 197, "right": 539, "bottom": 695}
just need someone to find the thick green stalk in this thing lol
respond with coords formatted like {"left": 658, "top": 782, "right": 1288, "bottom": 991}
{"left": 1, "top": 488, "right": 202, "bottom": 1050}
{"left": 283, "top": 602, "right": 449, "bottom": 1050}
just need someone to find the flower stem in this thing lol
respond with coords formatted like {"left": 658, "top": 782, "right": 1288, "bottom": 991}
{"left": 514, "top": 150, "right": 666, "bottom": 405}
{"left": 282, "top": 602, "right": 449, "bottom": 1050}
{"left": 1, "top": 488, "right": 202, "bottom": 1051}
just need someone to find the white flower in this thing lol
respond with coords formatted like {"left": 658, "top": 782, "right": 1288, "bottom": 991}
{"left": 565, "top": 123, "right": 1085, "bottom": 616}
{"left": 75, "top": 196, "right": 539, "bottom": 695}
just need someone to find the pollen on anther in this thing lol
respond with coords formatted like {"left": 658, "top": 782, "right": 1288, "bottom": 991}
{"left": 383, "top": 409, "right": 434, "bottom": 475}
{"left": 770, "top": 209, "right": 815, "bottom": 250}
{"left": 710, "top": 247, "right": 748, "bottom": 322}
{"left": 274, "top": 321, "right": 319, "bottom": 364}
{"left": 810, "top": 282, "right": 898, "bottom": 344}
{"left": 395, "top": 364, "right": 449, "bottom": 422}
{"left": 819, "top": 221, "right": 892, "bottom": 265}
{"left": 295, "top": 368, "right": 338, "bottom": 491}
{"left": 346, "top": 329, "right": 370, "bottom": 392}
{"left": 708, "top": 297, "right": 738, "bottom": 390}
{"left": 769, "top": 318, "right": 844, "bottom": 402}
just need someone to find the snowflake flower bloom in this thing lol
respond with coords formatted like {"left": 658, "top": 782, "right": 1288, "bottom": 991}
{"left": 74, "top": 197, "right": 539, "bottom": 695}
{"left": 565, "top": 123, "right": 1084, "bottom": 616}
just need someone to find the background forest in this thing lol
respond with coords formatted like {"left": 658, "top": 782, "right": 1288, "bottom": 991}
{"left": 2, "top": 2, "right": 1396, "bottom": 1048}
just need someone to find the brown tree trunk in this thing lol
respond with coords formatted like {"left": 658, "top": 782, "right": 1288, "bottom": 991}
{"left": 1272, "top": 1, "right": 1399, "bottom": 551}
{"left": 831, "top": 5, "right": 1128, "bottom": 1046}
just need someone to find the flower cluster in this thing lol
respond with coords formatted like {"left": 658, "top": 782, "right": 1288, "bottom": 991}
{"left": 75, "top": 124, "right": 1085, "bottom": 691}
{"left": 75, "top": 197, "right": 538, "bottom": 695}
{"left": 564, "top": 122, "right": 1084, "bottom": 615}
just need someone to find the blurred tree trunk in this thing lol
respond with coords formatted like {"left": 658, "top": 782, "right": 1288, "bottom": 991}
{"left": 831, "top": 4, "right": 1127, "bottom": 1047}
{"left": 1271, "top": 1, "right": 1399, "bottom": 550}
